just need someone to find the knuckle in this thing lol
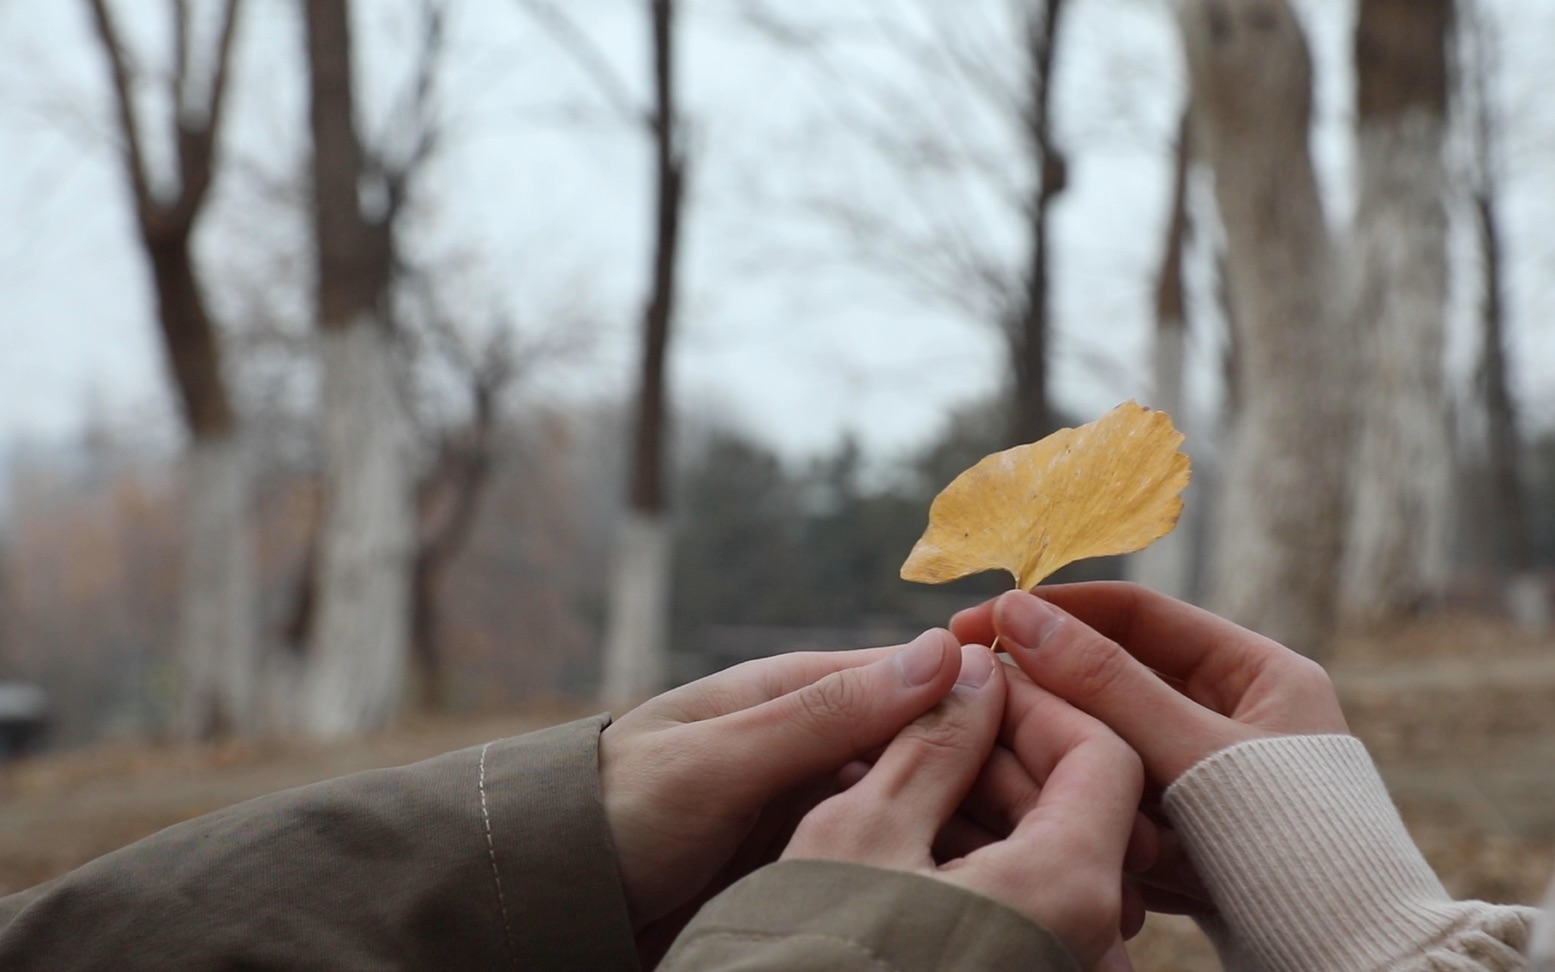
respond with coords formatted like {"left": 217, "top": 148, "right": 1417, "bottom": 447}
{"left": 1275, "top": 654, "right": 1338, "bottom": 702}
{"left": 1062, "top": 638, "right": 1133, "bottom": 702}
{"left": 797, "top": 799, "right": 854, "bottom": 839}
{"left": 1068, "top": 872, "right": 1123, "bottom": 932}
{"left": 1097, "top": 732, "right": 1145, "bottom": 779}
{"left": 1278, "top": 655, "right": 1348, "bottom": 728}
{"left": 900, "top": 702, "right": 980, "bottom": 758}
{"left": 1286, "top": 655, "right": 1334, "bottom": 690}
{"left": 795, "top": 670, "right": 868, "bottom": 732}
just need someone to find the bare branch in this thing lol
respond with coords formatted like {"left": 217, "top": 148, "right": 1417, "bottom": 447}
{"left": 735, "top": 0, "right": 827, "bottom": 48}
{"left": 380, "top": 0, "right": 448, "bottom": 225}
{"left": 511, "top": 0, "right": 646, "bottom": 129}
{"left": 743, "top": 4, "right": 1025, "bottom": 209}
{"left": 913, "top": 2, "right": 1023, "bottom": 120}
{"left": 85, "top": 0, "right": 157, "bottom": 222}
{"left": 205, "top": 0, "right": 244, "bottom": 148}
{"left": 803, "top": 193, "right": 1004, "bottom": 322}
{"left": 172, "top": 0, "right": 243, "bottom": 227}
{"left": 174, "top": 0, "right": 191, "bottom": 112}
{"left": 744, "top": 0, "right": 1071, "bottom": 440}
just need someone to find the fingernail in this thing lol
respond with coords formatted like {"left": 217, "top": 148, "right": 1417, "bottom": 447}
{"left": 956, "top": 645, "right": 995, "bottom": 689}
{"left": 894, "top": 630, "right": 946, "bottom": 686}
{"left": 999, "top": 592, "right": 1064, "bottom": 651}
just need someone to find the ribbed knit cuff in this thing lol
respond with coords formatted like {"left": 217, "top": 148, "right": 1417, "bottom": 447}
{"left": 1164, "top": 734, "right": 1537, "bottom": 972}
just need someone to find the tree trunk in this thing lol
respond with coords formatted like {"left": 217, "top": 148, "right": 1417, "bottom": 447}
{"left": 601, "top": 511, "right": 673, "bottom": 701}
{"left": 1180, "top": 0, "right": 1347, "bottom": 657}
{"left": 1007, "top": 0, "right": 1069, "bottom": 447}
{"left": 1338, "top": 0, "right": 1454, "bottom": 625}
{"left": 1461, "top": 6, "right": 1528, "bottom": 575}
{"left": 86, "top": 0, "right": 254, "bottom": 737}
{"left": 1474, "top": 191, "right": 1529, "bottom": 572}
{"left": 302, "top": 319, "right": 416, "bottom": 735}
{"left": 411, "top": 381, "right": 500, "bottom": 713}
{"left": 1131, "top": 111, "right": 1194, "bottom": 600}
{"left": 302, "top": 0, "right": 413, "bottom": 736}
{"left": 600, "top": 0, "right": 684, "bottom": 705}
{"left": 409, "top": 552, "right": 446, "bottom": 713}
{"left": 178, "top": 432, "right": 256, "bottom": 737}
{"left": 149, "top": 238, "right": 260, "bottom": 737}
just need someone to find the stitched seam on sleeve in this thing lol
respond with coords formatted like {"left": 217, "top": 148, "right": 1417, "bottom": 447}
{"left": 665, "top": 930, "right": 902, "bottom": 972}
{"left": 478, "top": 742, "right": 518, "bottom": 970}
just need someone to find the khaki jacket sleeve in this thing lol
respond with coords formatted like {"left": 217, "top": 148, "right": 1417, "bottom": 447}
{"left": 660, "top": 859, "right": 1082, "bottom": 972}
{"left": 0, "top": 715, "right": 639, "bottom": 972}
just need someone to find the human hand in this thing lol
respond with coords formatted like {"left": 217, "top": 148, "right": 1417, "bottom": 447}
{"left": 783, "top": 644, "right": 1146, "bottom": 970}
{"left": 599, "top": 629, "right": 965, "bottom": 945}
{"left": 950, "top": 583, "right": 1349, "bottom": 786}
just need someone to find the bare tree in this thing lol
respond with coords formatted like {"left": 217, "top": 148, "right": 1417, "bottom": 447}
{"left": 1131, "top": 109, "right": 1194, "bottom": 599}
{"left": 299, "top": 0, "right": 445, "bottom": 735}
{"left": 1459, "top": 1, "right": 1527, "bottom": 575}
{"left": 1151, "top": 111, "right": 1193, "bottom": 433}
{"left": 1180, "top": 0, "right": 1348, "bottom": 657}
{"left": 599, "top": 0, "right": 687, "bottom": 703}
{"left": 408, "top": 325, "right": 515, "bottom": 712}
{"left": 512, "top": 0, "right": 688, "bottom": 701}
{"left": 742, "top": 0, "right": 1072, "bottom": 446}
{"left": 1339, "top": 0, "right": 1455, "bottom": 625}
{"left": 1008, "top": 0, "right": 1070, "bottom": 444}
{"left": 85, "top": 0, "right": 254, "bottom": 738}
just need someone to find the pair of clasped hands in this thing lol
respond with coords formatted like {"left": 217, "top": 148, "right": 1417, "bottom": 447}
{"left": 600, "top": 582, "right": 1350, "bottom": 969}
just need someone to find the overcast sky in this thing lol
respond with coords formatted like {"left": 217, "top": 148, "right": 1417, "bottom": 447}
{"left": 2, "top": 0, "right": 1553, "bottom": 473}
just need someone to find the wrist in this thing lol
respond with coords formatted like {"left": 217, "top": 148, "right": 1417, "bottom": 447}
{"left": 596, "top": 726, "right": 656, "bottom": 929}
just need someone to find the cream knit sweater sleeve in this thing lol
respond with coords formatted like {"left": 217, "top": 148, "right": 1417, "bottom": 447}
{"left": 1162, "top": 734, "right": 1544, "bottom": 971}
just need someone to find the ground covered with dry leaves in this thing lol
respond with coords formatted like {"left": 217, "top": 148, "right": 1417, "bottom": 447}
{"left": 2, "top": 617, "right": 1552, "bottom": 970}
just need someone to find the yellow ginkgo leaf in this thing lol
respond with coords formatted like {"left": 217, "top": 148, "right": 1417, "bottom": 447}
{"left": 900, "top": 401, "right": 1191, "bottom": 591}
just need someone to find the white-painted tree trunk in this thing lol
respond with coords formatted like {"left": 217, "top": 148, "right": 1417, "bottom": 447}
{"left": 302, "top": 317, "right": 416, "bottom": 737}
{"left": 600, "top": 511, "right": 672, "bottom": 707}
{"left": 178, "top": 432, "right": 257, "bottom": 737}
{"left": 1339, "top": 116, "right": 1453, "bottom": 624}
{"left": 1181, "top": 0, "right": 1350, "bottom": 657}
{"left": 254, "top": 647, "right": 307, "bottom": 737}
{"left": 1132, "top": 322, "right": 1194, "bottom": 599}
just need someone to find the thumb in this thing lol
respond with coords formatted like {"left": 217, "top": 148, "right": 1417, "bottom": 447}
{"left": 707, "top": 629, "right": 963, "bottom": 799}
{"left": 995, "top": 591, "right": 1227, "bottom": 783}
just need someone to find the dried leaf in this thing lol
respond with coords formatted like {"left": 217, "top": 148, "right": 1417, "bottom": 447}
{"left": 900, "top": 402, "right": 1191, "bottom": 590}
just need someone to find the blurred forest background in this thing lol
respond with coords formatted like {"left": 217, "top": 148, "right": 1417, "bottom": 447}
{"left": 7, "top": 2, "right": 1555, "bottom": 966}
{"left": 1, "top": 0, "right": 1554, "bottom": 753}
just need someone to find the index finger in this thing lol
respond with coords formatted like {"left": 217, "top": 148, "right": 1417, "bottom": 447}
{"left": 1009, "top": 724, "right": 1142, "bottom": 874}
{"left": 993, "top": 706, "right": 1144, "bottom": 965}
{"left": 649, "top": 644, "right": 900, "bottom": 724}
{"left": 995, "top": 678, "right": 1141, "bottom": 849}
